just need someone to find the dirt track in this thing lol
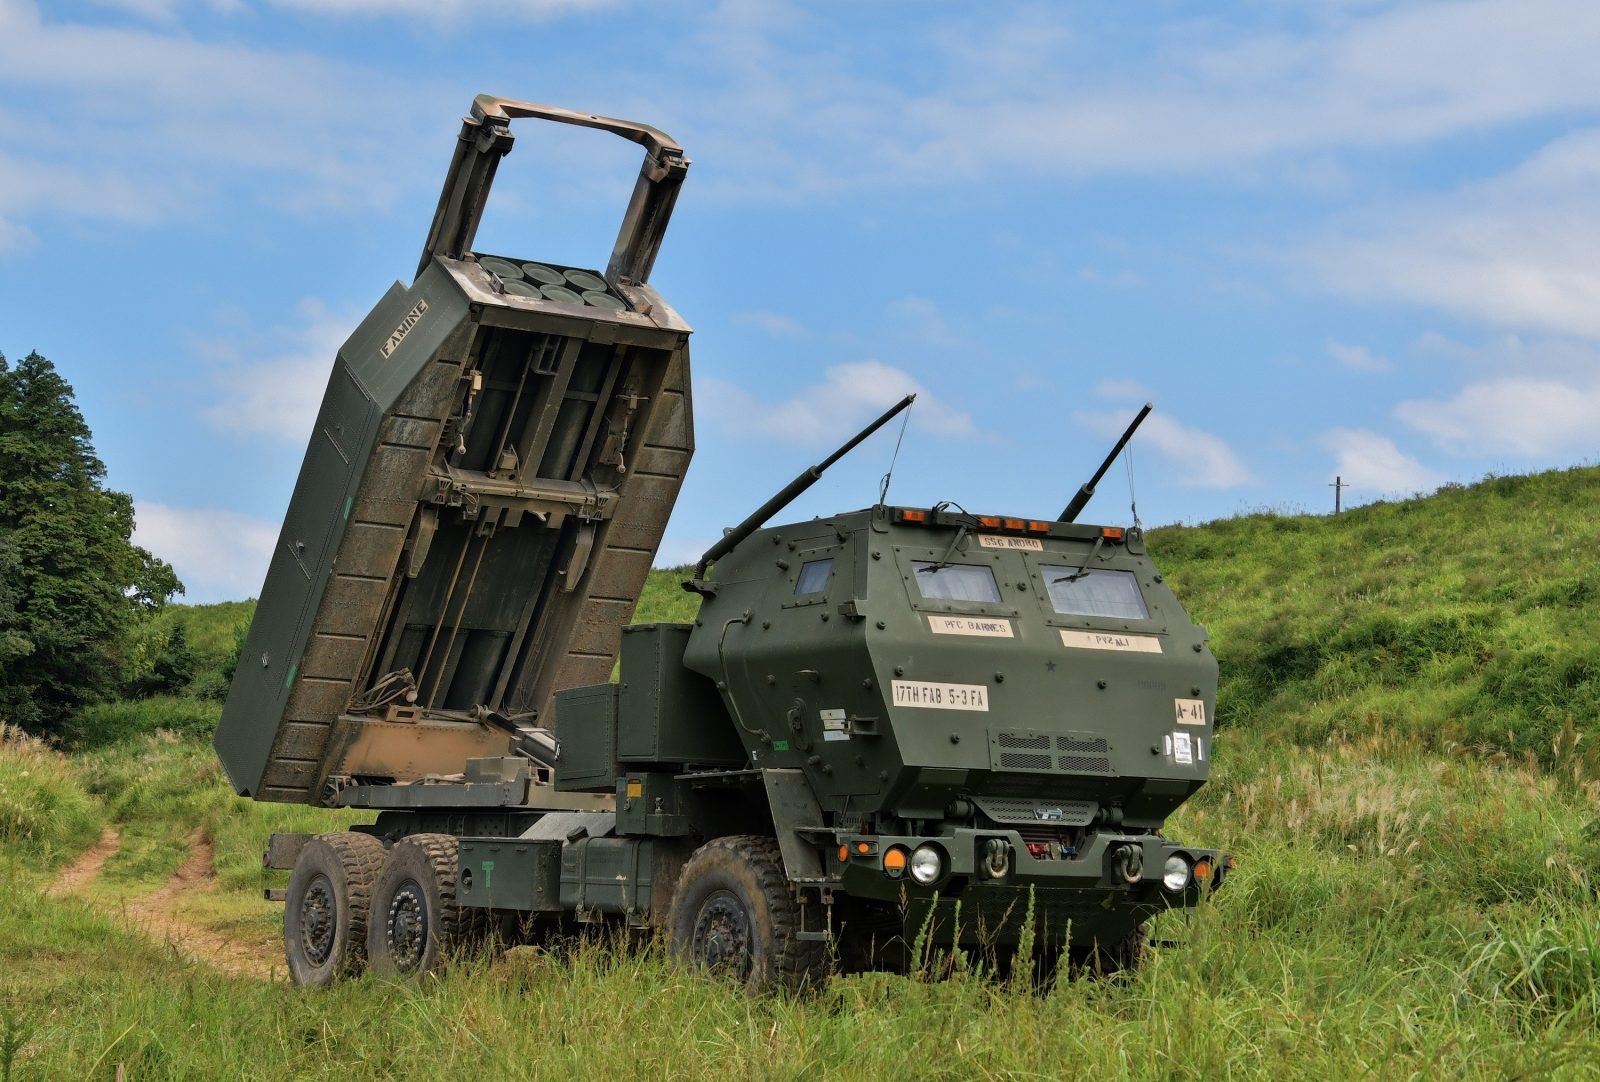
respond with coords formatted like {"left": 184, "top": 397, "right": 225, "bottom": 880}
{"left": 49, "top": 827, "right": 281, "bottom": 981}
{"left": 47, "top": 827, "right": 121, "bottom": 897}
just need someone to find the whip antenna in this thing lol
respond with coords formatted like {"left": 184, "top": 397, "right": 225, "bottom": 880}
{"left": 877, "top": 397, "right": 915, "bottom": 506}
{"left": 1125, "top": 441, "right": 1142, "bottom": 530}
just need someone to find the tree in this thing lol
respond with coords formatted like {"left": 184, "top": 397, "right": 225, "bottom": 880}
{"left": 125, "top": 622, "right": 197, "bottom": 699}
{"left": 0, "top": 351, "right": 183, "bottom": 735}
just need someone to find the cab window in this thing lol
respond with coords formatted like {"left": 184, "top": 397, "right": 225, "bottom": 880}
{"left": 1041, "top": 566, "right": 1148, "bottom": 619}
{"left": 794, "top": 558, "right": 833, "bottom": 595}
{"left": 911, "top": 562, "right": 1002, "bottom": 603}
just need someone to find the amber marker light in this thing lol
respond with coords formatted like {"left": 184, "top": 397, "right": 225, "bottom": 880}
{"left": 977, "top": 516, "right": 1001, "bottom": 528}
{"left": 883, "top": 846, "right": 909, "bottom": 879}
{"left": 1027, "top": 521, "right": 1050, "bottom": 533}
{"left": 1193, "top": 860, "right": 1213, "bottom": 881}
{"left": 1101, "top": 527, "right": 1125, "bottom": 540}
{"left": 838, "top": 845, "right": 849, "bottom": 863}
{"left": 900, "top": 509, "right": 927, "bottom": 523}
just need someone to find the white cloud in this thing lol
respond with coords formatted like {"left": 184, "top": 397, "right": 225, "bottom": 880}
{"left": 199, "top": 300, "right": 358, "bottom": 442}
{"left": 1394, "top": 376, "right": 1600, "bottom": 458}
{"left": 11, "top": 0, "right": 1600, "bottom": 237}
{"left": 1073, "top": 409, "right": 1256, "bottom": 489}
{"left": 0, "top": 0, "right": 431, "bottom": 234}
{"left": 0, "top": 216, "right": 32, "bottom": 252}
{"left": 700, "top": 360, "right": 978, "bottom": 444}
{"left": 1094, "top": 378, "right": 1150, "bottom": 401}
{"left": 657, "top": 0, "right": 1600, "bottom": 215}
{"left": 1326, "top": 340, "right": 1390, "bottom": 372}
{"left": 885, "top": 296, "right": 969, "bottom": 349}
{"left": 16, "top": 0, "right": 1600, "bottom": 236}
{"left": 735, "top": 310, "right": 805, "bottom": 337}
{"left": 1397, "top": 326, "right": 1600, "bottom": 462}
{"left": 1306, "top": 129, "right": 1600, "bottom": 339}
{"left": 1415, "top": 330, "right": 1600, "bottom": 381}
{"left": 272, "top": 0, "right": 616, "bottom": 16}
{"left": 91, "top": 0, "right": 244, "bottom": 19}
{"left": 90, "top": 0, "right": 605, "bottom": 21}
{"left": 134, "top": 501, "right": 278, "bottom": 603}
{"left": 1318, "top": 427, "right": 1442, "bottom": 495}
{"left": 0, "top": 149, "right": 168, "bottom": 225}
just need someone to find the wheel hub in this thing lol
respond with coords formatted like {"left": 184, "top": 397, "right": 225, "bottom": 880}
{"left": 298, "top": 873, "right": 336, "bottom": 966}
{"left": 691, "top": 889, "right": 752, "bottom": 979}
{"left": 387, "top": 879, "right": 428, "bottom": 971}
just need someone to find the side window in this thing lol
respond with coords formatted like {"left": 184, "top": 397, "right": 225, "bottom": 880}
{"left": 795, "top": 558, "right": 834, "bottom": 595}
{"left": 911, "top": 562, "right": 1002, "bottom": 603}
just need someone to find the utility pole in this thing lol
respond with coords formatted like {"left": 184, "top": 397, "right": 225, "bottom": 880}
{"left": 1330, "top": 475, "right": 1347, "bottom": 514}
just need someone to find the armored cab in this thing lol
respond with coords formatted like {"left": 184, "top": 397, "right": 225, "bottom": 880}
{"left": 215, "top": 97, "right": 694, "bottom": 807}
{"left": 537, "top": 402, "right": 1230, "bottom": 975}
{"left": 676, "top": 505, "right": 1221, "bottom": 951}
{"left": 683, "top": 506, "right": 1216, "bottom": 826}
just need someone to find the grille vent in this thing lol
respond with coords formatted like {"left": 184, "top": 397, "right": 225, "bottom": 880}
{"left": 1059, "top": 754, "right": 1113, "bottom": 773}
{"left": 999, "top": 752, "right": 1052, "bottom": 770}
{"left": 973, "top": 797, "right": 1096, "bottom": 825}
{"left": 998, "top": 732, "right": 1050, "bottom": 750}
{"left": 992, "top": 730, "right": 1114, "bottom": 774}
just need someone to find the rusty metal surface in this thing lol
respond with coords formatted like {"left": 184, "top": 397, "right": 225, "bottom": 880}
{"left": 421, "top": 97, "right": 689, "bottom": 287}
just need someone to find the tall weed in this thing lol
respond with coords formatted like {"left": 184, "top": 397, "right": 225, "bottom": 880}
{"left": 0, "top": 723, "right": 99, "bottom": 860}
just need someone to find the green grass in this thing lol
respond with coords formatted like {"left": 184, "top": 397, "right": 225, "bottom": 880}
{"left": 5, "top": 465, "right": 1600, "bottom": 1078}
{"left": 1150, "top": 466, "right": 1600, "bottom": 760}
{"left": 634, "top": 563, "right": 700, "bottom": 625}
{"left": 4, "top": 730, "right": 1598, "bottom": 1079}
{"left": 0, "top": 724, "right": 99, "bottom": 863}
{"left": 66, "top": 696, "right": 222, "bottom": 748}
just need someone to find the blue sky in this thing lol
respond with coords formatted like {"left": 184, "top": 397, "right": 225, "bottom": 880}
{"left": 4, "top": 0, "right": 1600, "bottom": 602}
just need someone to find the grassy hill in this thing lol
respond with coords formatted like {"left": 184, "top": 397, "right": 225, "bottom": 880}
{"left": 1152, "top": 466, "right": 1600, "bottom": 764}
{"left": 2, "top": 467, "right": 1598, "bottom": 1078}
{"left": 104, "top": 464, "right": 1600, "bottom": 762}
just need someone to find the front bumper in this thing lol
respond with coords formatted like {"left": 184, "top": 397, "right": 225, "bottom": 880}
{"left": 831, "top": 827, "right": 1231, "bottom": 906}
{"left": 827, "top": 828, "right": 1229, "bottom": 948}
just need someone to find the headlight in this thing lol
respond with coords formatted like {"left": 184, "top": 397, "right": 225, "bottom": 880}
{"left": 909, "top": 845, "right": 944, "bottom": 886}
{"left": 1162, "top": 854, "right": 1192, "bottom": 892}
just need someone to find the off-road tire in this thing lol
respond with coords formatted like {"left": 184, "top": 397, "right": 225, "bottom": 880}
{"left": 284, "top": 831, "right": 386, "bottom": 987}
{"left": 668, "top": 835, "right": 827, "bottom": 995}
{"left": 366, "top": 833, "right": 481, "bottom": 980}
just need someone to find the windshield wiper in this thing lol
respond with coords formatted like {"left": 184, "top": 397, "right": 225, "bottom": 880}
{"left": 917, "top": 502, "right": 978, "bottom": 575}
{"left": 1053, "top": 534, "right": 1104, "bottom": 584}
{"left": 918, "top": 522, "right": 969, "bottom": 575}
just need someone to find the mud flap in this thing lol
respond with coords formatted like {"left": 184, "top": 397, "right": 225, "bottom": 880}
{"left": 760, "top": 768, "right": 825, "bottom": 880}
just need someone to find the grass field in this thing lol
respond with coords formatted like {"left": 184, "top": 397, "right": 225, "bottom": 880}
{"left": 2, "top": 467, "right": 1599, "bottom": 1079}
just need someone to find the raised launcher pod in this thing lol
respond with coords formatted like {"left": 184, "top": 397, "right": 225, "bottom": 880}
{"left": 215, "top": 97, "right": 694, "bottom": 805}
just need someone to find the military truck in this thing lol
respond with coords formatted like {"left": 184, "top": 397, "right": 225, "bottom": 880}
{"left": 215, "top": 95, "right": 1229, "bottom": 992}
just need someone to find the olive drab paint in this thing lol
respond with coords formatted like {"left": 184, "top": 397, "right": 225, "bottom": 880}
{"left": 677, "top": 507, "right": 1219, "bottom": 828}
{"left": 227, "top": 97, "right": 1228, "bottom": 990}
{"left": 214, "top": 96, "right": 694, "bottom": 803}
